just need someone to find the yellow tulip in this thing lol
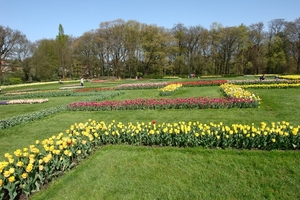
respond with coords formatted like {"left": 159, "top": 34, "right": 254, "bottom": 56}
{"left": 3, "top": 170, "right": 11, "bottom": 178}
{"left": 14, "top": 149, "right": 22, "bottom": 157}
{"left": 26, "top": 164, "right": 33, "bottom": 173}
{"left": 271, "top": 138, "right": 276, "bottom": 143}
{"left": 8, "top": 176, "right": 15, "bottom": 183}
{"left": 21, "top": 173, "right": 28, "bottom": 179}
{"left": 9, "top": 168, "right": 15, "bottom": 174}
{"left": 17, "top": 161, "right": 24, "bottom": 167}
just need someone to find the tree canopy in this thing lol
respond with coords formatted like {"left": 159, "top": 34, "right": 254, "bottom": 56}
{"left": 1, "top": 17, "right": 300, "bottom": 83}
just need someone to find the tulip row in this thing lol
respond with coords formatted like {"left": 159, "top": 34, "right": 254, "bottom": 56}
{"left": 0, "top": 80, "right": 78, "bottom": 89}
{"left": 59, "top": 86, "right": 84, "bottom": 90}
{"left": 0, "top": 90, "right": 123, "bottom": 101}
{"left": 278, "top": 75, "right": 300, "bottom": 80}
{"left": 227, "top": 79, "right": 288, "bottom": 85}
{"left": 74, "top": 87, "right": 113, "bottom": 92}
{"left": 66, "top": 96, "right": 258, "bottom": 111}
{"left": 240, "top": 83, "right": 300, "bottom": 89}
{"left": 1, "top": 119, "right": 299, "bottom": 198}
{"left": 114, "top": 82, "right": 168, "bottom": 90}
{"left": 113, "top": 80, "right": 227, "bottom": 91}
{"left": 159, "top": 83, "right": 182, "bottom": 96}
{"left": 220, "top": 83, "right": 261, "bottom": 101}
{"left": 0, "top": 99, "right": 49, "bottom": 105}
{"left": 173, "top": 80, "right": 227, "bottom": 87}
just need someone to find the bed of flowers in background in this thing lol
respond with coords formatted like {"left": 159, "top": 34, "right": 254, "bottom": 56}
{"left": 67, "top": 83, "right": 260, "bottom": 111}
{"left": 158, "top": 83, "right": 182, "bottom": 96}
{"left": 0, "top": 99, "right": 49, "bottom": 105}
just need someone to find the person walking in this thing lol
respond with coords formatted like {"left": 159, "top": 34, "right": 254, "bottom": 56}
{"left": 80, "top": 77, "right": 84, "bottom": 86}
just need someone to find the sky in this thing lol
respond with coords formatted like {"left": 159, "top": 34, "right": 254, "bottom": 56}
{"left": 1, "top": 0, "right": 299, "bottom": 42}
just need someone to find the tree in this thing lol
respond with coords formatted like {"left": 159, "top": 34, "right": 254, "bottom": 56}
{"left": 232, "top": 24, "right": 251, "bottom": 75}
{"left": 210, "top": 24, "right": 241, "bottom": 75}
{"left": 123, "top": 20, "right": 142, "bottom": 78}
{"left": 265, "top": 36, "right": 287, "bottom": 73}
{"left": 98, "top": 19, "right": 127, "bottom": 78}
{"left": 56, "top": 24, "right": 69, "bottom": 78}
{"left": 0, "top": 26, "right": 26, "bottom": 84}
{"left": 265, "top": 19, "right": 287, "bottom": 73}
{"left": 11, "top": 36, "right": 34, "bottom": 82}
{"left": 285, "top": 17, "right": 300, "bottom": 73}
{"left": 171, "top": 23, "right": 188, "bottom": 75}
{"left": 31, "top": 39, "right": 59, "bottom": 80}
{"left": 246, "top": 22, "right": 266, "bottom": 74}
{"left": 139, "top": 25, "right": 176, "bottom": 76}
{"left": 73, "top": 30, "right": 103, "bottom": 78}
{"left": 185, "top": 25, "right": 204, "bottom": 75}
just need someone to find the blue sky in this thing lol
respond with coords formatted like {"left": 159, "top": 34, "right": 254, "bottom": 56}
{"left": 1, "top": 0, "right": 299, "bottom": 42}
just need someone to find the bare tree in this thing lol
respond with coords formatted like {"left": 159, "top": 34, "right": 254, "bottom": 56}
{"left": 0, "top": 26, "right": 26, "bottom": 84}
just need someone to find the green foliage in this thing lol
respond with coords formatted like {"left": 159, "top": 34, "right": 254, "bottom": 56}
{"left": 11, "top": 77, "right": 22, "bottom": 84}
{"left": 143, "top": 74, "right": 163, "bottom": 79}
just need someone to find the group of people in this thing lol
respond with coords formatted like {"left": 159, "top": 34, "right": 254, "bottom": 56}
{"left": 58, "top": 77, "right": 84, "bottom": 86}
{"left": 259, "top": 74, "right": 279, "bottom": 81}
{"left": 259, "top": 74, "right": 265, "bottom": 81}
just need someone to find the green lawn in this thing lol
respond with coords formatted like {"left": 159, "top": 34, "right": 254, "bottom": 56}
{"left": 0, "top": 78, "right": 300, "bottom": 200}
{"left": 30, "top": 145, "right": 300, "bottom": 200}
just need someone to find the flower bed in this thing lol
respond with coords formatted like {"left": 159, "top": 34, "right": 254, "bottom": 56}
{"left": 227, "top": 79, "right": 288, "bottom": 85}
{"left": 240, "top": 83, "right": 300, "bottom": 89}
{"left": 5, "top": 99, "right": 49, "bottom": 105}
{"left": 0, "top": 80, "right": 78, "bottom": 89}
{"left": 91, "top": 80, "right": 108, "bottom": 83}
{"left": 0, "top": 90, "right": 116, "bottom": 101}
{"left": 74, "top": 87, "right": 114, "bottom": 92}
{"left": 172, "top": 80, "right": 227, "bottom": 87}
{"left": 66, "top": 96, "right": 258, "bottom": 111}
{"left": 59, "top": 85, "right": 84, "bottom": 90}
{"left": 159, "top": 83, "right": 182, "bottom": 96}
{"left": 114, "top": 82, "right": 168, "bottom": 90}
{"left": 220, "top": 83, "right": 260, "bottom": 101}
{"left": 0, "top": 119, "right": 299, "bottom": 199}
{"left": 278, "top": 75, "right": 300, "bottom": 80}
{"left": 113, "top": 80, "right": 227, "bottom": 91}
{"left": 0, "top": 99, "right": 49, "bottom": 105}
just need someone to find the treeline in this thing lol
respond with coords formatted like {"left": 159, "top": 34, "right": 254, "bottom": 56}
{"left": 0, "top": 18, "right": 300, "bottom": 83}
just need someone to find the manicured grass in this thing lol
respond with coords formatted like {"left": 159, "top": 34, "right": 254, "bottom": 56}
{"left": 0, "top": 96, "right": 89, "bottom": 119}
{"left": 30, "top": 145, "right": 300, "bottom": 200}
{"left": 0, "top": 79, "right": 300, "bottom": 199}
